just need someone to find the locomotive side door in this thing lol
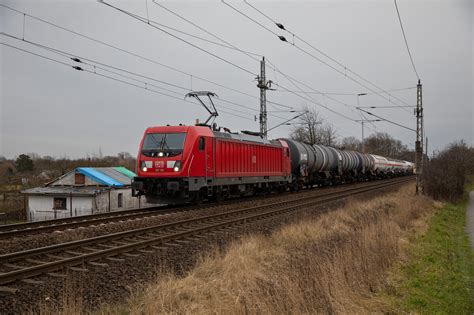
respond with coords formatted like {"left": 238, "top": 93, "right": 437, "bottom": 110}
{"left": 205, "top": 137, "right": 215, "bottom": 179}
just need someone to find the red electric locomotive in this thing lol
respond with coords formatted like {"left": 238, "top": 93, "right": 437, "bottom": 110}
{"left": 132, "top": 125, "right": 292, "bottom": 204}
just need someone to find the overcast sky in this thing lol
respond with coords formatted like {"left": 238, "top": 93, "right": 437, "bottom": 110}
{"left": 0, "top": 0, "right": 472, "bottom": 159}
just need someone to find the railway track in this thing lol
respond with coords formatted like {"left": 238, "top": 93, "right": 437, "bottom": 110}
{"left": 0, "top": 177, "right": 412, "bottom": 288}
{"left": 0, "top": 177, "right": 410, "bottom": 240}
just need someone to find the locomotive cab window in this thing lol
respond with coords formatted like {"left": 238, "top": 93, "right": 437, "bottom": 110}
{"left": 198, "top": 137, "right": 205, "bottom": 151}
{"left": 142, "top": 133, "right": 186, "bottom": 157}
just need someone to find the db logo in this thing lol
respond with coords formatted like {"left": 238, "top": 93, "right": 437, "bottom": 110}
{"left": 155, "top": 161, "right": 165, "bottom": 168}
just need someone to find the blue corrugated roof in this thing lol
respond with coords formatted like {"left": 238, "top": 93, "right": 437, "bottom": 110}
{"left": 77, "top": 167, "right": 125, "bottom": 187}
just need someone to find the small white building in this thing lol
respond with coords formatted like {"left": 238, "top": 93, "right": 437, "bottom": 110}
{"left": 22, "top": 167, "right": 151, "bottom": 221}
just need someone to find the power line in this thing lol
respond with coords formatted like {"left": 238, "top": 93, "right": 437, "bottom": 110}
{"left": 0, "top": 4, "right": 293, "bottom": 110}
{"left": 151, "top": 1, "right": 373, "bottom": 121}
{"left": 264, "top": 58, "right": 378, "bottom": 131}
{"left": 2, "top": 2, "right": 380, "bottom": 135}
{"left": 151, "top": 1, "right": 262, "bottom": 62}
{"left": 222, "top": 0, "right": 281, "bottom": 38}
{"left": 105, "top": 1, "right": 369, "bottom": 118}
{"left": 244, "top": 0, "right": 414, "bottom": 110}
{"left": 236, "top": 0, "right": 414, "bottom": 112}
{"left": 273, "top": 82, "right": 359, "bottom": 123}
{"left": 357, "top": 105, "right": 415, "bottom": 109}
{"left": 98, "top": 0, "right": 257, "bottom": 76}
{"left": 1, "top": 41, "right": 256, "bottom": 122}
{"left": 394, "top": 0, "right": 420, "bottom": 80}
{"left": 357, "top": 108, "right": 416, "bottom": 132}
{"left": 273, "top": 86, "right": 417, "bottom": 96}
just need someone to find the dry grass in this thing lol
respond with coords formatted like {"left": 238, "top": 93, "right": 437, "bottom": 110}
{"left": 102, "top": 184, "right": 434, "bottom": 314}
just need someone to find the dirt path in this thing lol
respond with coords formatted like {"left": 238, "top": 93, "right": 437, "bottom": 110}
{"left": 467, "top": 191, "right": 474, "bottom": 249}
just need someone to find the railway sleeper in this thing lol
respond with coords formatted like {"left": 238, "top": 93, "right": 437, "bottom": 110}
{"left": 82, "top": 246, "right": 101, "bottom": 252}
{"left": 68, "top": 267, "right": 88, "bottom": 273}
{"left": 88, "top": 261, "right": 109, "bottom": 267}
{"left": 163, "top": 242, "right": 181, "bottom": 247}
{"left": 106, "top": 257, "right": 125, "bottom": 262}
{"left": 112, "top": 240, "right": 131, "bottom": 246}
{"left": 122, "top": 253, "right": 140, "bottom": 258}
{"left": 138, "top": 249, "right": 154, "bottom": 254}
{"left": 47, "top": 272, "right": 67, "bottom": 278}
{"left": 174, "top": 240, "right": 190, "bottom": 244}
{"left": 47, "top": 254, "right": 67, "bottom": 260}
{"left": 150, "top": 245, "right": 167, "bottom": 250}
{"left": 0, "top": 286, "right": 18, "bottom": 294}
{"left": 95, "top": 244, "right": 115, "bottom": 249}
{"left": 64, "top": 250, "right": 85, "bottom": 256}
{"left": 3, "top": 263, "right": 25, "bottom": 270}
{"left": 21, "top": 279, "right": 44, "bottom": 285}
{"left": 25, "top": 259, "right": 49, "bottom": 265}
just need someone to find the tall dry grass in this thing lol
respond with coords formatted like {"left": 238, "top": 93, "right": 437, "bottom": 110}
{"left": 118, "top": 184, "right": 434, "bottom": 314}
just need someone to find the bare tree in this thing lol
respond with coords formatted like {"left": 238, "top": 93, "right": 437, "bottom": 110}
{"left": 340, "top": 136, "right": 361, "bottom": 151}
{"left": 117, "top": 152, "right": 133, "bottom": 160}
{"left": 289, "top": 106, "right": 323, "bottom": 144}
{"left": 319, "top": 123, "right": 337, "bottom": 147}
{"left": 364, "top": 132, "right": 407, "bottom": 157}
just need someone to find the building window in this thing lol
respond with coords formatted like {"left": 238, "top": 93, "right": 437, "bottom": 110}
{"left": 53, "top": 197, "right": 67, "bottom": 210}
{"left": 118, "top": 193, "right": 123, "bottom": 208}
{"left": 75, "top": 173, "right": 85, "bottom": 185}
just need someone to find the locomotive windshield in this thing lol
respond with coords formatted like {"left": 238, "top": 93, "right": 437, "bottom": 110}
{"left": 142, "top": 133, "right": 186, "bottom": 157}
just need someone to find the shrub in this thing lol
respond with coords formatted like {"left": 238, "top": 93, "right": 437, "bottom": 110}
{"left": 423, "top": 141, "right": 474, "bottom": 202}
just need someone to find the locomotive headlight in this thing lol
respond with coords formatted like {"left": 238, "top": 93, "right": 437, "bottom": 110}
{"left": 173, "top": 160, "right": 182, "bottom": 172}
{"left": 158, "top": 152, "right": 164, "bottom": 157}
{"left": 140, "top": 161, "right": 148, "bottom": 172}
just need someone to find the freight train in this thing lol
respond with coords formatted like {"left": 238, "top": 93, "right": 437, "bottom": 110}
{"left": 131, "top": 125, "right": 414, "bottom": 204}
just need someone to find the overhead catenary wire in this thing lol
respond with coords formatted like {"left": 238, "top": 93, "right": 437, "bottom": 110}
{"left": 151, "top": 1, "right": 408, "bottom": 122}
{"left": 394, "top": 0, "right": 420, "bottom": 81}
{"left": 236, "top": 0, "right": 414, "bottom": 112}
{"left": 243, "top": 0, "right": 414, "bottom": 110}
{"left": 357, "top": 108, "right": 416, "bottom": 132}
{"left": 2, "top": 32, "right": 279, "bottom": 119}
{"left": 273, "top": 86, "right": 417, "bottom": 96}
{"left": 1, "top": 41, "right": 256, "bottom": 122}
{"left": 151, "top": 0, "right": 262, "bottom": 62}
{"left": 264, "top": 57, "right": 379, "bottom": 133}
{"left": 151, "top": 1, "right": 365, "bottom": 117}
{"left": 0, "top": 3, "right": 365, "bottom": 117}
{"left": 3, "top": 3, "right": 392, "bottom": 137}
{"left": 0, "top": 3, "right": 296, "bottom": 109}
{"left": 150, "top": 1, "right": 372, "bottom": 123}
{"left": 98, "top": 0, "right": 257, "bottom": 76}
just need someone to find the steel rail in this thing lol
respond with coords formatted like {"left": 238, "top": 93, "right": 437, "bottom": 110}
{"left": 0, "top": 177, "right": 412, "bottom": 286}
{"left": 0, "top": 177, "right": 408, "bottom": 239}
{"left": 0, "top": 177, "right": 410, "bottom": 261}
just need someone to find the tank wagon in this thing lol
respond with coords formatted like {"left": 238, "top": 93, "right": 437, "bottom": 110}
{"left": 132, "top": 125, "right": 413, "bottom": 204}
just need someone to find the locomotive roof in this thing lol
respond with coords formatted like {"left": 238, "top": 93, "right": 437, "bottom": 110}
{"left": 145, "top": 125, "right": 280, "bottom": 145}
{"left": 213, "top": 131, "right": 280, "bottom": 145}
